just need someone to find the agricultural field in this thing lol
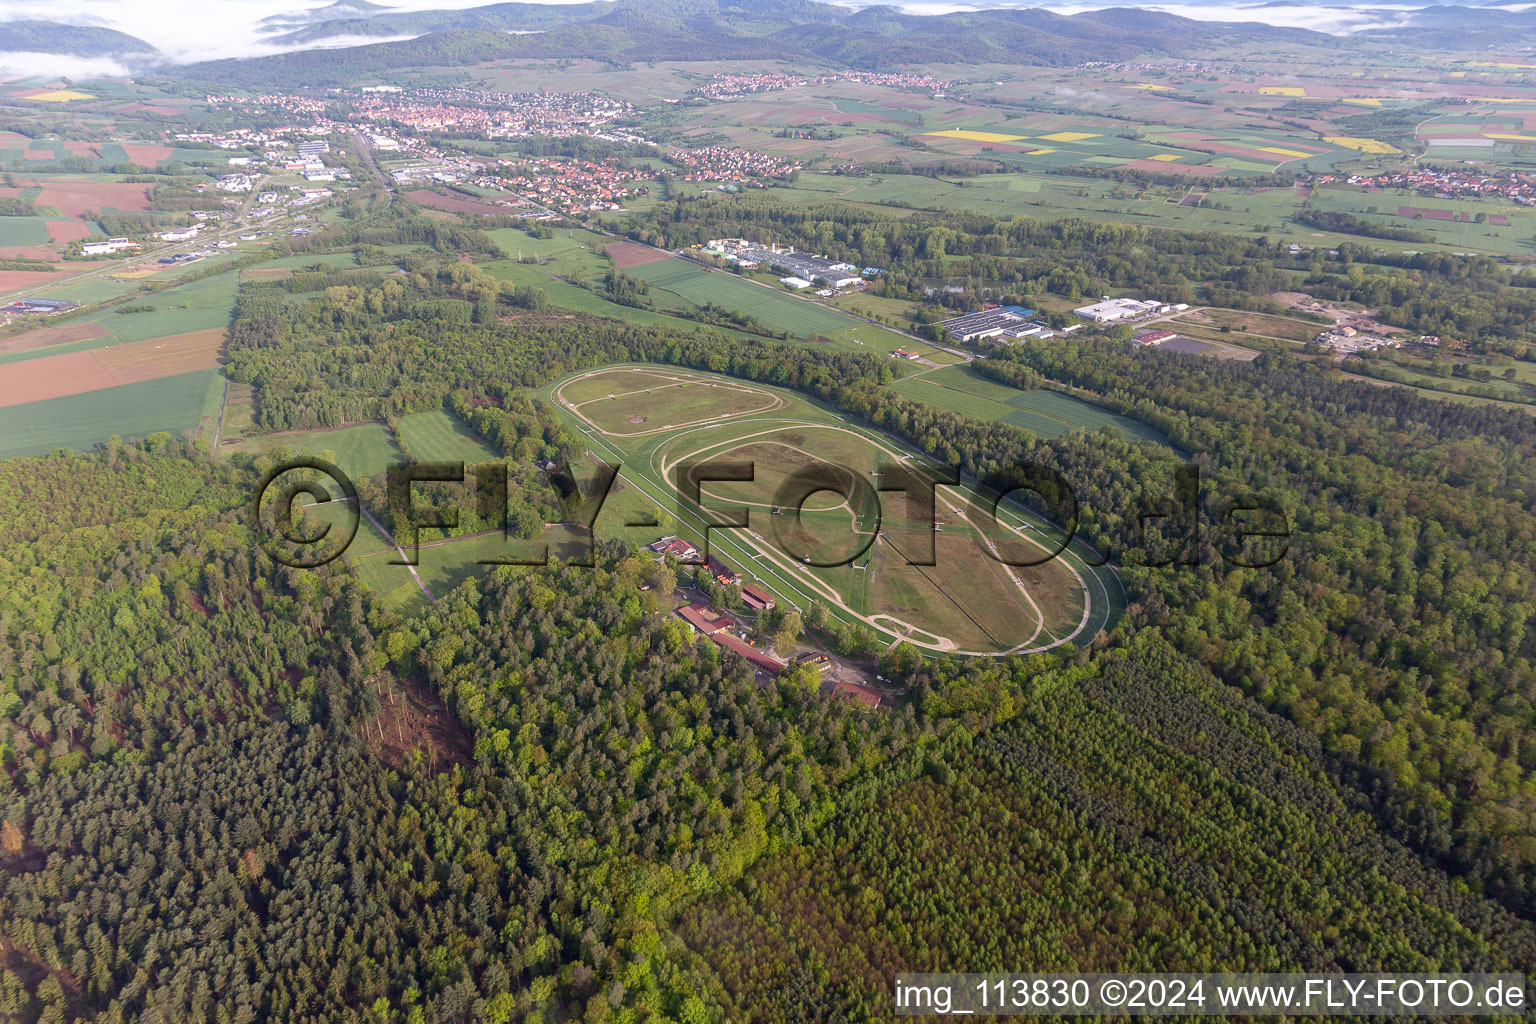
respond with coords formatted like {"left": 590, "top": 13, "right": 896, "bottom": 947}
{"left": 0, "top": 270, "right": 239, "bottom": 368}
{"left": 488, "top": 225, "right": 610, "bottom": 260}
{"left": 767, "top": 171, "right": 1536, "bottom": 255}
{"left": 0, "top": 322, "right": 223, "bottom": 400}
{"left": 1170, "top": 307, "right": 1324, "bottom": 343}
{"left": 831, "top": 322, "right": 963, "bottom": 363}
{"left": 0, "top": 369, "right": 219, "bottom": 457}
{"left": 546, "top": 364, "right": 1117, "bottom": 655}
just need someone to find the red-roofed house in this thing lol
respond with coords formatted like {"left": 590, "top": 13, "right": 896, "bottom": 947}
{"left": 1131, "top": 329, "right": 1177, "bottom": 347}
{"left": 677, "top": 603, "right": 730, "bottom": 636}
{"left": 650, "top": 535, "right": 699, "bottom": 561}
{"left": 705, "top": 555, "right": 740, "bottom": 586}
{"left": 713, "top": 632, "right": 785, "bottom": 674}
{"left": 740, "top": 583, "right": 775, "bottom": 611}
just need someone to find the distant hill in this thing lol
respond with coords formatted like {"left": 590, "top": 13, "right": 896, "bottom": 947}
{"left": 175, "top": 0, "right": 1340, "bottom": 87}
{"left": 259, "top": 0, "right": 396, "bottom": 33}
{"left": 0, "top": 20, "right": 155, "bottom": 57}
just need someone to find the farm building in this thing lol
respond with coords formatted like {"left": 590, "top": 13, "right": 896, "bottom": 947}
{"left": 705, "top": 555, "right": 741, "bottom": 587}
{"left": 1074, "top": 298, "right": 1158, "bottom": 323}
{"left": 741, "top": 583, "right": 776, "bottom": 611}
{"left": 650, "top": 535, "right": 700, "bottom": 561}
{"left": 713, "top": 632, "right": 784, "bottom": 675}
{"left": 940, "top": 307, "right": 1037, "bottom": 342}
{"left": 677, "top": 603, "right": 731, "bottom": 636}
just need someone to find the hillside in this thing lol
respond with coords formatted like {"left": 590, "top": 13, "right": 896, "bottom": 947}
{"left": 0, "top": 21, "right": 155, "bottom": 57}
{"left": 176, "top": 3, "right": 1333, "bottom": 86}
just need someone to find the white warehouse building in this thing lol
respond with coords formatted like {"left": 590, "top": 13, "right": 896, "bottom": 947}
{"left": 1073, "top": 297, "right": 1159, "bottom": 323}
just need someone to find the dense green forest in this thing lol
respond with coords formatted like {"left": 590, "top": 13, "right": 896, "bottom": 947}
{"left": 5, "top": 191, "right": 1536, "bottom": 1022}
{"left": 684, "top": 635, "right": 1536, "bottom": 1021}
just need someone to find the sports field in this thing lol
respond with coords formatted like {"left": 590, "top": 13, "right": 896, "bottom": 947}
{"left": 624, "top": 258, "right": 859, "bottom": 338}
{"left": 543, "top": 365, "right": 1118, "bottom": 656}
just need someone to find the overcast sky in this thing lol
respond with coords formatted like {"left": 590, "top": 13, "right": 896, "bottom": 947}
{"left": 0, "top": 0, "right": 1466, "bottom": 77}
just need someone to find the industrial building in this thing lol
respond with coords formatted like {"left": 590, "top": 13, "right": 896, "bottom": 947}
{"left": 1073, "top": 298, "right": 1160, "bottom": 323}
{"left": 3, "top": 297, "right": 79, "bottom": 316}
{"left": 704, "top": 238, "right": 878, "bottom": 285}
{"left": 1131, "top": 329, "right": 1178, "bottom": 347}
{"left": 939, "top": 306, "right": 1038, "bottom": 343}
{"left": 81, "top": 237, "right": 138, "bottom": 256}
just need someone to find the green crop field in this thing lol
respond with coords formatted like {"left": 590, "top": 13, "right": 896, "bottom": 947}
{"left": 90, "top": 271, "right": 239, "bottom": 344}
{"left": 260, "top": 252, "right": 360, "bottom": 270}
{"left": 0, "top": 218, "right": 51, "bottom": 246}
{"left": 0, "top": 369, "right": 217, "bottom": 457}
{"left": 488, "top": 225, "right": 608, "bottom": 260}
{"left": 481, "top": 258, "right": 762, "bottom": 341}
{"left": 348, "top": 527, "right": 592, "bottom": 614}
{"left": 625, "top": 258, "right": 859, "bottom": 337}
{"left": 40, "top": 278, "right": 137, "bottom": 305}
{"left": 889, "top": 364, "right": 1028, "bottom": 418}
{"left": 830, "top": 323, "right": 962, "bottom": 363}
{"left": 395, "top": 410, "right": 499, "bottom": 464}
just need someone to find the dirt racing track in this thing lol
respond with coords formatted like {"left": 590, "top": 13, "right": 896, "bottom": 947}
{"left": 548, "top": 365, "right": 1122, "bottom": 657}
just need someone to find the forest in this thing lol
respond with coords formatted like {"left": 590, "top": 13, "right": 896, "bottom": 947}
{"left": 4, "top": 189, "right": 1536, "bottom": 1022}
